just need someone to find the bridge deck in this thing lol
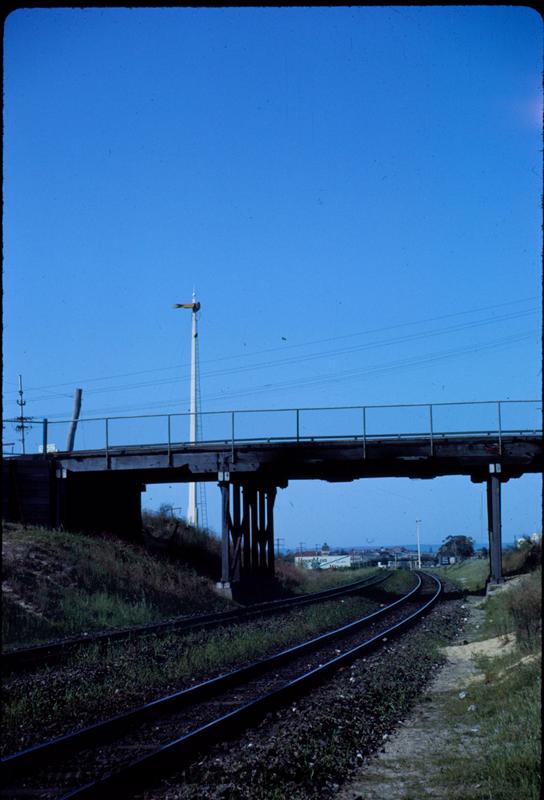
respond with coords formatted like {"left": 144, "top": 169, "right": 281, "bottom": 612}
{"left": 15, "top": 432, "right": 542, "bottom": 484}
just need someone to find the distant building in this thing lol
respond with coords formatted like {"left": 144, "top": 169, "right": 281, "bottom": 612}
{"left": 295, "top": 543, "right": 352, "bottom": 570}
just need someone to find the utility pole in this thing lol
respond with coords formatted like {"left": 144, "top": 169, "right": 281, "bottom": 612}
{"left": 66, "top": 388, "right": 83, "bottom": 451}
{"left": 416, "top": 519, "right": 422, "bottom": 569}
{"left": 16, "top": 375, "right": 32, "bottom": 454}
{"left": 275, "top": 537, "right": 284, "bottom": 558}
{"left": 173, "top": 293, "right": 201, "bottom": 527}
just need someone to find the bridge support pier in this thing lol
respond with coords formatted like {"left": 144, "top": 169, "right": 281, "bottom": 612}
{"left": 486, "top": 465, "right": 503, "bottom": 584}
{"left": 217, "top": 479, "right": 278, "bottom": 592}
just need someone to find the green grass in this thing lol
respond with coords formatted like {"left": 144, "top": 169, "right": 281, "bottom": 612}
{"left": 436, "top": 653, "right": 541, "bottom": 800}
{"left": 293, "top": 565, "right": 382, "bottom": 593}
{"left": 434, "top": 557, "right": 489, "bottom": 591}
{"left": 378, "top": 568, "right": 416, "bottom": 594}
{"left": 2, "top": 523, "right": 232, "bottom": 648}
{"left": 401, "top": 569, "right": 541, "bottom": 800}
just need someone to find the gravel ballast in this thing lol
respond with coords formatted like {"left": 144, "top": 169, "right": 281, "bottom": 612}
{"left": 139, "top": 598, "right": 464, "bottom": 800}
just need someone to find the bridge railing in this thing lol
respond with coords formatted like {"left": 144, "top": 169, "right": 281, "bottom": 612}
{"left": 3, "top": 399, "right": 541, "bottom": 457}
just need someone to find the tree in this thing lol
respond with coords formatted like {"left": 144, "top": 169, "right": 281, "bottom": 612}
{"left": 437, "top": 535, "right": 475, "bottom": 560}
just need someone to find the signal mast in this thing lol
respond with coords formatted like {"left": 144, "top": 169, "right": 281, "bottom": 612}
{"left": 173, "top": 293, "right": 201, "bottom": 526}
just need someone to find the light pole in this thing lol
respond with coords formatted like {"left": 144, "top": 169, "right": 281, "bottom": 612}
{"left": 173, "top": 293, "right": 201, "bottom": 527}
{"left": 416, "top": 519, "right": 422, "bottom": 569}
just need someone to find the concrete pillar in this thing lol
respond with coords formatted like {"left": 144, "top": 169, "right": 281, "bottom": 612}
{"left": 487, "top": 465, "right": 503, "bottom": 584}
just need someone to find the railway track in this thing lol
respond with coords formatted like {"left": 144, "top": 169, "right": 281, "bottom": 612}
{"left": 1, "top": 571, "right": 390, "bottom": 674}
{"left": 1, "top": 572, "right": 442, "bottom": 800}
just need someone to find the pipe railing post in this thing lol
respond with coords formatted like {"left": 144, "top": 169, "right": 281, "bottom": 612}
{"left": 167, "top": 415, "right": 172, "bottom": 465}
{"left": 363, "top": 407, "right": 367, "bottom": 458}
{"left": 497, "top": 401, "right": 502, "bottom": 455}
{"left": 429, "top": 405, "right": 434, "bottom": 456}
{"left": 42, "top": 419, "right": 48, "bottom": 458}
{"left": 231, "top": 411, "right": 235, "bottom": 463}
{"left": 296, "top": 409, "right": 300, "bottom": 442}
{"left": 105, "top": 418, "right": 110, "bottom": 468}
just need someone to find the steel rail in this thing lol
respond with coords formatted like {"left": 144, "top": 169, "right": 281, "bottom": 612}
{"left": 1, "top": 572, "right": 390, "bottom": 674}
{"left": 53, "top": 573, "right": 442, "bottom": 800}
{"left": 1, "top": 573, "right": 422, "bottom": 783}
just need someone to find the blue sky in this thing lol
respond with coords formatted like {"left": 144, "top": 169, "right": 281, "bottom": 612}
{"left": 3, "top": 7, "right": 541, "bottom": 548}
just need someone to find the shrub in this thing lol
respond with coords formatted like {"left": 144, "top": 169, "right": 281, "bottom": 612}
{"left": 503, "top": 539, "right": 542, "bottom": 575}
{"left": 274, "top": 559, "right": 305, "bottom": 595}
{"left": 142, "top": 509, "right": 222, "bottom": 581}
{"left": 504, "top": 568, "right": 542, "bottom": 652}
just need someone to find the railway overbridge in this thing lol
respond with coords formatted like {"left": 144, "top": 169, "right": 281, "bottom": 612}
{"left": 3, "top": 400, "right": 542, "bottom": 589}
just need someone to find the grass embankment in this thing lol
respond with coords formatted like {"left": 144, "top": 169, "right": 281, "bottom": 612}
{"left": 2, "top": 521, "right": 233, "bottom": 648}
{"left": 400, "top": 566, "right": 541, "bottom": 800}
{"left": 445, "top": 569, "right": 541, "bottom": 800}
{"left": 433, "top": 539, "right": 542, "bottom": 594}
{"left": 2, "top": 518, "right": 386, "bottom": 649}
{"left": 434, "top": 558, "right": 489, "bottom": 592}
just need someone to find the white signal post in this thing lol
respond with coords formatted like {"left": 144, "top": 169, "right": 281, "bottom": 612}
{"left": 173, "top": 293, "right": 201, "bottom": 527}
{"left": 416, "top": 519, "right": 422, "bottom": 569}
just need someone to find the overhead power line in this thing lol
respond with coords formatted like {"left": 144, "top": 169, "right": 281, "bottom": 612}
{"left": 34, "top": 328, "right": 536, "bottom": 419}
{"left": 4, "top": 296, "right": 537, "bottom": 397}
{"left": 15, "top": 306, "right": 538, "bottom": 404}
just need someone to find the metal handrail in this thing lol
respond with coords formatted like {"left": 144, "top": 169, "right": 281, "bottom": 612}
{"left": 4, "top": 398, "right": 540, "bottom": 427}
{"left": 3, "top": 400, "right": 541, "bottom": 456}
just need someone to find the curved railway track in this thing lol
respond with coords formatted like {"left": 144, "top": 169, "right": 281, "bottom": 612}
{"left": 1, "top": 571, "right": 390, "bottom": 674}
{"left": 1, "top": 572, "right": 442, "bottom": 800}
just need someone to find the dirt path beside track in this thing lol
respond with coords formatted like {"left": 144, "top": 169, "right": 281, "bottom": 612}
{"left": 336, "top": 597, "right": 513, "bottom": 800}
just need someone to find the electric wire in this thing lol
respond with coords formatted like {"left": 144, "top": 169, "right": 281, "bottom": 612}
{"left": 14, "top": 307, "right": 538, "bottom": 404}
{"left": 22, "top": 327, "right": 536, "bottom": 420}
{"left": 3, "top": 297, "right": 537, "bottom": 397}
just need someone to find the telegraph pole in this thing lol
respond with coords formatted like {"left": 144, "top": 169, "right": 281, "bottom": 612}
{"left": 16, "top": 375, "right": 32, "bottom": 454}
{"left": 173, "top": 293, "right": 201, "bottom": 527}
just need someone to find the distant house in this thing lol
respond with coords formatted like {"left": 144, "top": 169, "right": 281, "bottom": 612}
{"left": 295, "top": 543, "right": 352, "bottom": 570}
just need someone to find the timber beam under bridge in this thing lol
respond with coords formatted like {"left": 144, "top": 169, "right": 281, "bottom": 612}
{"left": 3, "top": 432, "right": 541, "bottom": 589}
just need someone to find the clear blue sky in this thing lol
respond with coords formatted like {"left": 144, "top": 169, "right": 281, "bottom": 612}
{"left": 3, "top": 7, "right": 542, "bottom": 548}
